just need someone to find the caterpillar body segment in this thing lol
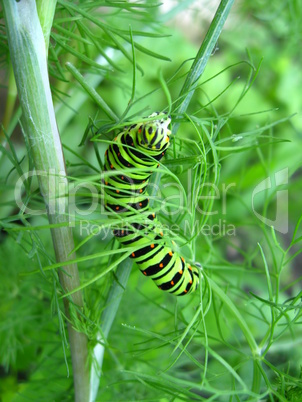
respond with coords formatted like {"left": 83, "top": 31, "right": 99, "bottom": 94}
{"left": 103, "top": 112, "right": 200, "bottom": 295}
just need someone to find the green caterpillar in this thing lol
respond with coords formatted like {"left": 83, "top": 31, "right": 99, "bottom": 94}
{"left": 103, "top": 112, "right": 200, "bottom": 296}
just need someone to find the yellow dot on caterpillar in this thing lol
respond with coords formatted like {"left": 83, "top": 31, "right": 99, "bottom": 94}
{"left": 179, "top": 270, "right": 183, "bottom": 274}
{"left": 169, "top": 251, "right": 173, "bottom": 256}
{"left": 171, "top": 281, "right": 174, "bottom": 285}
{"left": 132, "top": 252, "right": 135, "bottom": 257}
{"left": 143, "top": 271, "right": 147, "bottom": 276}
{"left": 150, "top": 244, "right": 155, "bottom": 249}
{"left": 159, "top": 263, "right": 163, "bottom": 268}
{"left": 116, "top": 190, "right": 120, "bottom": 193}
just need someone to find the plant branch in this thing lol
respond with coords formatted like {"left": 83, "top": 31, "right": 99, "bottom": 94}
{"left": 1, "top": 1, "right": 89, "bottom": 400}
{"left": 90, "top": 1, "right": 235, "bottom": 398}
{"left": 173, "top": 0, "right": 235, "bottom": 132}
{"left": 36, "top": 0, "right": 57, "bottom": 54}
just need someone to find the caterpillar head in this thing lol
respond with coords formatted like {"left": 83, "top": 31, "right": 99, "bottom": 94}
{"left": 137, "top": 112, "right": 171, "bottom": 150}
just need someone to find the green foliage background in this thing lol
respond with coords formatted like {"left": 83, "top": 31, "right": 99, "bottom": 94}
{"left": 0, "top": 0, "right": 302, "bottom": 401}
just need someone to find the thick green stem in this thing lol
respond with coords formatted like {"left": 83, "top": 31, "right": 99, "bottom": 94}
{"left": 36, "top": 0, "right": 57, "bottom": 54}
{"left": 89, "top": 1, "right": 235, "bottom": 399}
{"left": 1, "top": 61, "right": 17, "bottom": 135}
{"left": 173, "top": 0, "right": 235, "bottom": 132}
{"left": 2, "top": 0, "right": 89, "bottom": 400}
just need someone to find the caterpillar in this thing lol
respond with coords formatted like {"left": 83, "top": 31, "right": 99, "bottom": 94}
{"left": 103, "top": 112, "right": 200, "bottom": 296}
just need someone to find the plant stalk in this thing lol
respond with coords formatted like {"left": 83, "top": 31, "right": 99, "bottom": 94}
{"left": 2, "top": 0, "right": 90, "bottom": 400}
{"left": 173, "top": 0, "right": 235, "bottom": 132}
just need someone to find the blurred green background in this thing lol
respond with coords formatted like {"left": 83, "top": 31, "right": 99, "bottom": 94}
{"left": 0, "top": 0, "right": 301, "bottom": 400}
